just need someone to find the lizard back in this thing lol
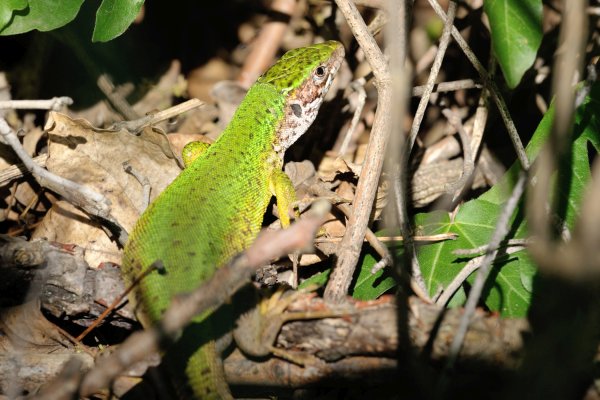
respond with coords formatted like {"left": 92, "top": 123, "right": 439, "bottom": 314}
{"left": 123, "top": 82, "right": 286, "bottom": 323}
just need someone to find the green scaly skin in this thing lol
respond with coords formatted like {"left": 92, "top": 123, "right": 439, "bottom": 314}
{"left": 122, "top": 41, "right": 344, "bottom": 399}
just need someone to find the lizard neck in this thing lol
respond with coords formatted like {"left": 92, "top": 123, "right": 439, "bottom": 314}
{"left": 215, "top": 82, "right": 287, "bottom": 161}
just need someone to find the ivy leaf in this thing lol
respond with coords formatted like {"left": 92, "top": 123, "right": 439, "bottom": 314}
{"left": 484, "top": 0, "right": 542, "bottom": 88}
{"left": 0, "top": 0, "right": 84, "bottom": 35}
{"left": 416, "top": 82, "right": 600, "bottom": 317}
{"left": 416, "top": 201, "right": 530, "bottom": 316}
{"left": 350, "top": 252, "right": 397, "bottom": 300}
{"left": 299, "top": 248, "right": 397, "bottom": 301}
{"left": 0, "top": 0, "right": 28, "bottom": 32}
{"left": 92, "top": 0, "right": 144, "bottom": 42}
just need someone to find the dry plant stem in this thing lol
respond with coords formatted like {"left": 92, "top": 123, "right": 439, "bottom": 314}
{"left": 441, "top": 107, "right": 473, "bottom": 200}
{"left": 97, "top": 74, "right": 139, "bottom": 121}
{"left": 308, "top": 183, "right": 391, "bottom": 267}
{"left": 408, "top": 1, "right": 456, "bottom": 151}
{"left": 32, "top": 358, "right": 84, "bottom": 400}
{"left": 0, "top": 118, "right": 111, "bottom": 219}
{"left": 436, "top": 245, "right": 527, "bottom": 306}
{"left": 114, "top": 98, "right": 204, "bottom": 134}
{"left": 445, "top": 171, "right": 527, "bottom": 369}
{"left": 339, "top": 79, "right": 367, "bottom": 156}
{"left": 577, "top": 157, "right": 600, "bottom": 260}
{"left": 426, "top": 0, "right": 529, "bottom": 170}
{"left": 313, "top": 232, "right": 458, "bottom": 244}
{"left": 123, "top": 161, "right": 151, "bottom": 210}
{"left": 388, "top": 0, "right": 428, "bottom": 299}
{"left": 453, "top": 238, "right": 530, "bottom": 256}
{"left": 470, "top": 84, "right": 490, "bottom": 157}
{"left": 353, "top": 0, "right": 385, "bottom": 8}
{"left": 412, "top": 79, "right": 481, "bottom": 97}
{"left": 237, "top": 0, "right": 296, "bottom": 88}
{"left": 0, "top": 154, "right": 47, "bottom": 186}
{"left": 528, "top": 0, "right": 588, "bottom": 261}
{"left": 76, "top": 202, "right": 330, "bottom": 398}
{"left": 0, "top": 97, "right": 73, "bottom": 110}
{"left": 396, "top": 1, "right": 456, "bottom": 301}
{"left": 75, "top": 262, "right": 162, "bottom": 342}
{"left": 367, "top": 8, "right": 387, "bottom": 36}
{"left": 324, "top": 0, "right": 392, "bottom": 302}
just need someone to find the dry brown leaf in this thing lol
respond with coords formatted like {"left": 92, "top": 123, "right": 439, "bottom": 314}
{"left": 33, "top": 112, "right": 181, "bottom": 268}
{"left": 318, "top": 155, "right": 357, "bottom": 182}
{"left": 0, "top": 301, "right": 93, "bottom": 396}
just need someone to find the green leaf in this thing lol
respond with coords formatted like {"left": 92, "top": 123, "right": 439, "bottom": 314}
{"left": 92, "top": 0, "right": 144, "bottom": 42}
{"left": 0, "top": 0, "right": 84, "bottom": 35}
{"left": 416, "top": 201, "right": 530, "bottom": 317}
{"left": 417, "top": 82, "right": 600, "bottom": 317}
{"left": 351, "top": 252, "right": 397, "bottom": 300}
{"left": 482, "top": 83, "right": 600, "bottom": 229}
{"left": 299, "top": 248, "right": 398, "bottom": 301}
{"left": 484, "top": 0, "right": 542, "bottom": 88}
{"left": 299, "top": 269, "right": 330, "bottom": 290}
{"left": 0, "top": 0, "right": 28, "bottom": 32}
{"left": 481, "top": 251, "right": 532, "bottom": 316}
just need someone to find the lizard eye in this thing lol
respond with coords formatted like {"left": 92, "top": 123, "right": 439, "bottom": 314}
{"left": 315, "top": 65, "right": 326, "bottom": 78}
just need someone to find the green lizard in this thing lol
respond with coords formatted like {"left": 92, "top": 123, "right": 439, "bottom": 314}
{"left": 122, "top": 40, "right": 344, "bottom": 399}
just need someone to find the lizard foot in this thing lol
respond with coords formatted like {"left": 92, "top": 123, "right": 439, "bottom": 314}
{"left": 233, "top": 287, "right": 351, "bottom": 366}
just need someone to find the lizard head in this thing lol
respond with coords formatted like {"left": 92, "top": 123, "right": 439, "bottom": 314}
{"left": 259, "top": 40, "right": 345, "bottom": 153}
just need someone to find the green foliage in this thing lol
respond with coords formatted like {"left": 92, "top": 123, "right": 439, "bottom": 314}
{"left": 484, "top": 0, "right": 543, "bottom": 88}
{"left": 299, "top": 248, "right": 398, "bottom": 300}
{"left": 350, "top": 251, "right": 397, "bottom": 300}
{"left": 416, "top": 202, "right": 531, "bottom": 316}
{"left": 0, "top": 0, "right": 84, "bottom": 35}
{"left": 0, "top": 0, "right": 143, "bottom": 41}
{"left": 92, "top": 0, "right": 144, "bottom": 43}
{"left": 416, "top": 82, "right": 600, "bottom": 317}
{"left": 0, "top": 0, "right": 27, "bottom": 33}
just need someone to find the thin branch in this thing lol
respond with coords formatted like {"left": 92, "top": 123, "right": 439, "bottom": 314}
{"left": 324, "top": 0, "right": 393, "bottom": 302}
{"left": 308, "top": 182, "right": 391, "bottom": 268}
{"left": 97, "top": 74, "right": 139, "bottom": 121}
{"left": 527, "top": 0, "right": 589, "bottom": 275}
{"left": 437, "top": 244, "right": 527, "bottom": 307}
{"left": 0, "top": 118, "right": 111, "bottom": 219}
{"left": 237, "top": 0, "right": 296, "bottom": 88}
{"left": 408, "top": 1, "right": 456, "bottom": 151}
{"left": 123, "top": 161, "right": 151, "bottom": 211}
{"left": 339, "top": 79, "right": 367, "bottom": 156}
{"left": 452, "top": 238, "right": 530, "bottom": 256}
{"left": 0, "top": 119, "right": 128, "bottom": 245}
{"left": 411, "top": 79, "right": 482, "bottom": 97}
{"left": 0, "top": 154, "right": 48, "bottom": 186}
{"left": 441, "top": 107, "right": 474, "bottom": 201}
{"left": 426, "top": 0, "right": 529, "bottom": 170}
{"left": 444, "top": 171, "right": 527, "bottom": 370}
{"left": 395, "top": 1, "right": 456, "bottom": 303}
{"left": 112, "top": 98, "right": 204, "bottom": 135}
{"left": 0, "top": 97, "right": 73, "bottom": 111}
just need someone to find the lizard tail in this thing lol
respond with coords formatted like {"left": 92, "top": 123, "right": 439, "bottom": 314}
{"left": 164, "top": 318, "right": 234, "bottom": 400}
{"left": 186, "top": 341, "right": 233, "bottom": 400}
